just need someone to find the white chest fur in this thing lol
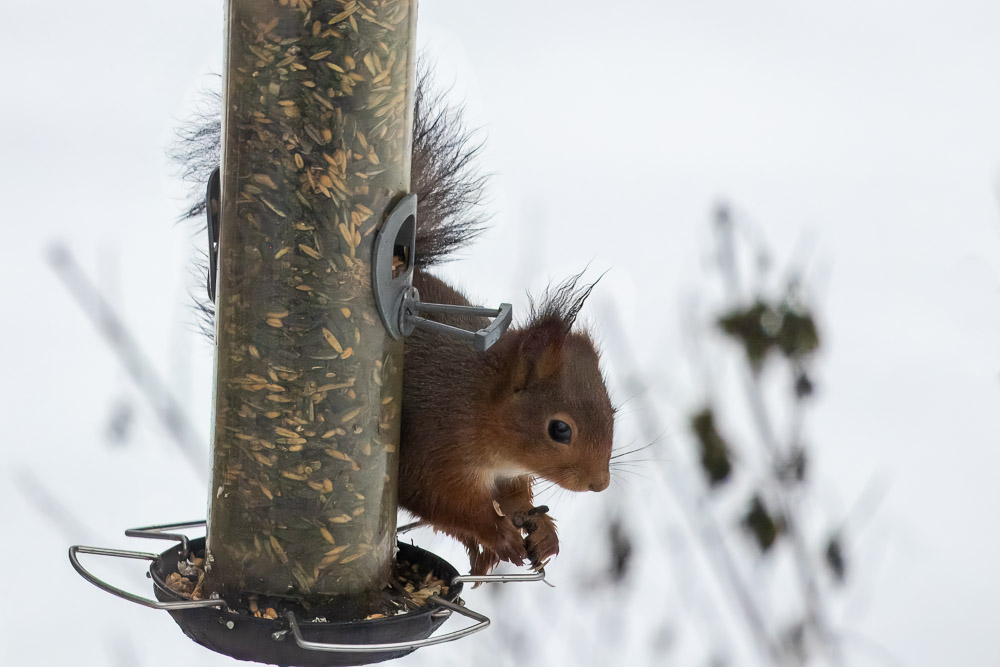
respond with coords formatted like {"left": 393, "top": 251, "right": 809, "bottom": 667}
{"left": 491, "top": 466, "right": 533, "bottom": 486}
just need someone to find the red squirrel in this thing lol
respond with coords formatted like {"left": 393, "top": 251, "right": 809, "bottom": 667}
{"left": 181, "top": 71, "right": 616, "bottom": 576}
{"left": 401, "top": 269, "right": 615, "bottom": 575}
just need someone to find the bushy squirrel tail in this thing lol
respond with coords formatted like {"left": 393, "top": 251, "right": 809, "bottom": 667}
{"left": 410, "top": 67, "right": 487, "bottom": 267}
{"left": 172, "top": 64, "right": 486, "bottom": 268}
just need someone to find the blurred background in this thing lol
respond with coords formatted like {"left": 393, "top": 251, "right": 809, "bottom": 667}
{"left": 3, "top": 1, "right": 1000, "bottom": 665}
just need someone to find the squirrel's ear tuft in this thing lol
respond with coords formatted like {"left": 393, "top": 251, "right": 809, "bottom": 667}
{"left": 505, "top": 271, "right": 603, "bottom": 391}
{"left": 528, "top": 270, "right": 602, "bottom": 335}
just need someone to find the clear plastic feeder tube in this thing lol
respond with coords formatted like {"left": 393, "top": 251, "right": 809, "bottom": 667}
{"left": 205, "top": 0, "right": 416, "bottom": 619}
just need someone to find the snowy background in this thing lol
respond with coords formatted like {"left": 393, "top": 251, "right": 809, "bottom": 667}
{"left": 3, "top": 1, "right": 1000, "bottom": 665}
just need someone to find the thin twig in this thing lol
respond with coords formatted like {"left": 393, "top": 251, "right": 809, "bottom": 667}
{"left": 601, "top": 303, "right": 784, "bottom": 664}
{"left": 12, "top": 466, "right": 100, "bottom": 544}
{"left": 714, "top": 206, "right": 842, "bottom": 666}
{"left": 47, "top": 243, "right": 207, "bottom": 478}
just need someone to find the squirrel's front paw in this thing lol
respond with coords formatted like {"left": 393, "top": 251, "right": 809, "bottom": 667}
{"left": 490, "top": 517, "right": 529, "bottom": 565}
{"left": 465, "top": 520, "right": 527, "bottom": 577}
{"left": 513, "top": 506, "right": 559, "bottom": 568}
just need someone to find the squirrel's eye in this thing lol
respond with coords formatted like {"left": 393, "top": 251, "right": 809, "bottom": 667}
{"left": 548, "top": 419, "right": 572, "bottom": 444}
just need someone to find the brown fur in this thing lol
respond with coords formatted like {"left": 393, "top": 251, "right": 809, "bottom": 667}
{"left": 400, "top": 272, "right": 615, "bottom": 574}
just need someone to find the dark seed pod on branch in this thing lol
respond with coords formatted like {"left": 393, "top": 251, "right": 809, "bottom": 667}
{"left": 775, "top": 305, "right": 820, "bottom": 360}
{"left": 743, "top": 494, "right": 784, "bottom": 553}
{"left": 717, "top": 301, "right": 773, "bottom": 371}
{"left": 824, "top": 534, "right": 847, "bottom": 583}
{"left": 794, "top": 370, "right": 814, "bottom": 399}
{"left": 718, "top": 299, "right": 820, "bottom": 372}
{"left": 777, "top": 445, "right": 808, "bottom": 484}
{"left": 606, "top": 515, "right": 633, "bottom": 585}
{"left": 690, "top": 408, "right": 733, "bottom": 487}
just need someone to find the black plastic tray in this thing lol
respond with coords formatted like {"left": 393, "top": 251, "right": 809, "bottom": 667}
{"left": 150, "top": 538, "right": 462, "bottom": 667}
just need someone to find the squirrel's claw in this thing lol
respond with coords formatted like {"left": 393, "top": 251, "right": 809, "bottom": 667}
{"left": 465, "top": 540, "right": 501, "bottom": 579}
{"left": 464, "top": 515, "right": 529, "bottom": 578}
{"left": 516, "top": 507, "right": 559, "bottom": 569}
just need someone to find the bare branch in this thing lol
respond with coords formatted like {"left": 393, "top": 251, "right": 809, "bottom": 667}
{"left": 47, "top": 243, "right": 207, "bottom": 478}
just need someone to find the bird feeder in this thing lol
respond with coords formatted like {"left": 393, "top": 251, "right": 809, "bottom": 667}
{"left": 68, "top": 1, "right": 537, "bottom": 664}
{"left": 203, "top": 0, "right": 413, "bottom": 617}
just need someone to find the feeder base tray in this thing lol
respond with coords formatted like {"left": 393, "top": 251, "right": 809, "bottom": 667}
{"left": 69, "top": 521, "right": 545, "bottom": 666}
{"left": 151, "top": 538, "right": 461, "bottom": 667}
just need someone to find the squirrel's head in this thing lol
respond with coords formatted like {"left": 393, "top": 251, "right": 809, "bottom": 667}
{"left": 486, "top": 274, "right": 614, "bottom": 493}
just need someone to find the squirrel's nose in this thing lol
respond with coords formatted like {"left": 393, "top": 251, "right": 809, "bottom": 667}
{"left": 588, "top": 472, "right": 610, "bottom": 492}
